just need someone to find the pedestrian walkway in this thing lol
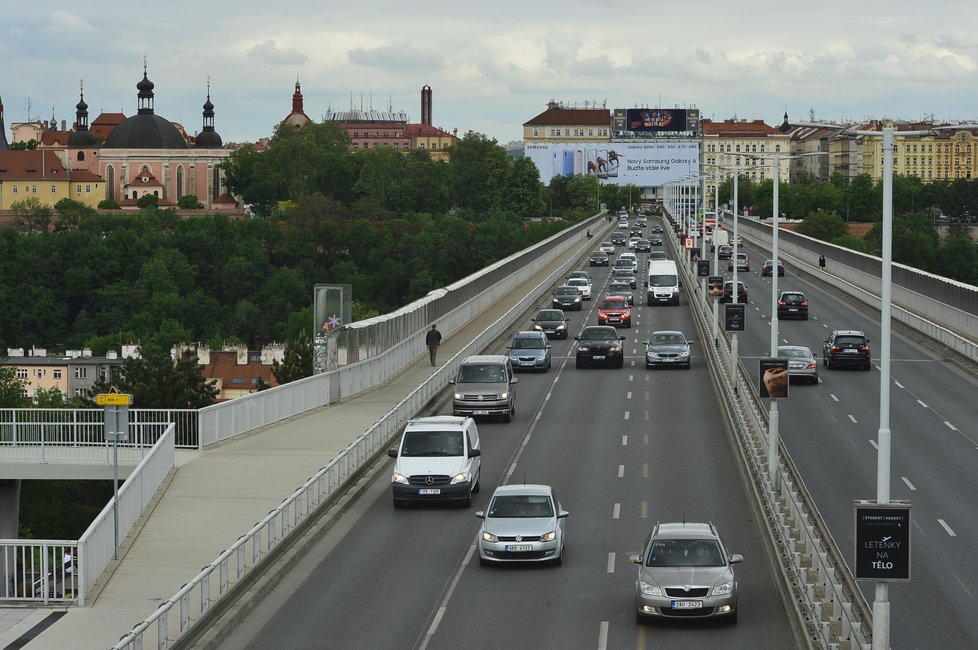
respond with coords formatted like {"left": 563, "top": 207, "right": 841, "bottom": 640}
{"left": 0, "top": 235, "right": 594, "bottom": 650}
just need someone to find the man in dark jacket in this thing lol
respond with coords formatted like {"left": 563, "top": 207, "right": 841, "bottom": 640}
{"left": 426, "top": 324, "right": 442, "bottom": 366}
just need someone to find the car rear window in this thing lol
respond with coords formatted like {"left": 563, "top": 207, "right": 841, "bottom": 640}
{"left": 835, "top": 336, "right": 866, "bottom": 346}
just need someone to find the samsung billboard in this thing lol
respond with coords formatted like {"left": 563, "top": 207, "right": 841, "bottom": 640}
{"left": 524, "top": 142, "right": 700, "bottom": 187}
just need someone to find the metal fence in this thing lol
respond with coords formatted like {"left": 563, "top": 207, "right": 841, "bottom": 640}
{"left": 1, "top": 540, "right": 78, "bottom": 604}
{"left": 0, "top": 408, "right": 197, "bottom": 450}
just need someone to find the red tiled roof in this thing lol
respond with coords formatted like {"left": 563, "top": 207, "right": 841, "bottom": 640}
{"left": 214, "top": 192, "right": 238, "bottom": 206}
{"left": 69, "top": 170, "right": 104, "bottom": 182}
{"left": 200, "top": 351, "right": 278, "bottom": 393}
{"left": 90, "top": 112, "right": 127, "bottom": 141}
{"left": 125, "top": 172, "right": 161, "bottom": 187}
{"left": 0, "top": 150, "right": 69, "bottom": 180}
{"left": 523, "top": 106, "right": 611, "bottom": 127}
{"left": 40, "top": 131, "right": 71, "bottom": 147}
{"left": 404, "top": 123, "right": 456, "bottom": 138}
{"left": 701, "top": 119, "right": 781, "bottom": 137}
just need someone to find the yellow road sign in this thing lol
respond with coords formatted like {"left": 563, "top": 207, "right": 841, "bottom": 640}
{"left": 96, "top": 393, "right": 132, "bottom": 406}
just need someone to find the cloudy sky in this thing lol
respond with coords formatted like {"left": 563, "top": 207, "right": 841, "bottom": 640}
{"left": 3, "top": 1, "right": 977, "bottom": 145}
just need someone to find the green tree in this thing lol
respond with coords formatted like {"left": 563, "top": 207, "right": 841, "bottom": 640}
{"left": 449, "top": 132, "right": 512, "bottom": 211}
{"left": 136, "top": 194, "right": 159, "bottom": 209}
{"left": 937, "top": 235, "right": 978, "bottom": 284}
{"left": 11, "top": 197, "right": 52, "bottom": 233}
{"left": 272, "top": 330, "right": 312, "bottom": 384}
{"left": 97, "top": 199, "right": 121, "bottom": 210}
{"left": 8, "top": 139, "right": 38, "bottom": 151}
{"left": 504, "top": 156, "right": 546, "bottom": 220}
{"left": 795, "top": 212, "right": 848, "bottom": 241}
{"left": 33, "top": 387, "right": 72, "bottom": 407}
{"left": 0, "top": 366, "right": 29, "bottom": 407}
{"left": 177, "top": 195, "right": 204, "bottom": 209}
{"left": 53, "top": 198, "right": 95, "bottom": 231}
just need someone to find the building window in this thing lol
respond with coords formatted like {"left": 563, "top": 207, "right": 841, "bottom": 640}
{"left": 86, "top": 185, "right": 91, "bottom": 193}
{"left": 12, "top": 186, "right": 17, "bottom": 193}
{"left": 16, "top": 369, "right": 27, "bottom": 379}
{"left": 431, "top": 142, "right": 438, "bottom": 149}
{"left": 588, "top": 129, "right": 593, "bottom": 136}
{"left": 74, "top": 388, "right": 88, "bottom": 398}
{"left": 77, "top": 151, "right": 85, "bottom": 161}
{"left": 35, "top": 369, "right": 45, "bottom": 378}
{"left": 76, "top": 185, "right": 82, "bottom": 193}
{"left": 53, "top": 369, "right": 62, "bottom": 379}
{"left": 74, "top": 367, "right": 87, "bottom": 379}
{"left": 32, "top": 186, "right": 37, "bottom": 193}
{"left": 532, "top": 128, "right": 539, "bottom": 136}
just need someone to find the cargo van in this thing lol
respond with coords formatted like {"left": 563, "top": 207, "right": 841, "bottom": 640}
{"left": 645, "top": 259, "right": 680, "bottom": 306}
{"left": 388, "top": 416, "right": 481, "bottom": 508}
{"left": 451, "top": 355, "right": 517, "bottom": 421}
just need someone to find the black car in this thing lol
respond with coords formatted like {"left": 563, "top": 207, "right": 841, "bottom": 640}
{"left": 761, "top": 259, "right": 785, "bottom": 277}
{"left": 532, "top": 309, "right": 570, "bottom": 339}
{"left": 575, "top": 326, "right": 626, "bottom": 368}
{"left": 822, "top": 330, "right": 872, "bottom": 370}
{"left": 777, "top": 291, "right": 808, "bottom": 320}
{"left": 717, "top": 244, "right": 733, "bottom": 260}
{"left": 589, "top": 251, "right": 610, "bottom": 266}
{"left": 611, "top": 232, "right": 627, "bottom": 246}
{"left": 608, "top": 280, "right": 634, "bottom": 305}
{"left": 612, "top": 268, "right": 637, "bottom": 289}
{"left": 649, "top": 236, "right": 663, "bottom": 247}
{"left": 552, "top": 285, "right": 583, "bottom": 311}
{"left": 650, "top": 224, "right": 664, "bottom": 234}
{"left": 634, "top": 239, "right": 652, "bottom": 253}
{"left": 720, "top": 281, "right": 747, "bottom": 304}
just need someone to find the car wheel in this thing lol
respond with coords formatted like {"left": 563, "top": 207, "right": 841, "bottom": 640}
{"left": 828, "top": 358, "right": 836, "bottom": 370}
{"left": 811, "top": 376, "right": 819, "bottom": 385}
{"left": 552, "top": 552, "right": 562, "bottom": 567}
{"left": 472, "top": 472, "right": 481, "bottom": 494}
{"left": 863, "top": 363, "right": 872, "bottom": 371}
{"left": 503, "top": 407, "right": 513, "bottom": 423}
{"left": 803, "top": 315, "right": 809, "bottom": 321}
{"left": 393, "top": 498, "right": 404, "bottom": 510}
{"left": 822, "top": 356, "right": 828, "bottom": 367}
{"left": 636, "top": 612, "right": 650, "bottom": 625}
{"left": 728, "top": 609, "right": 739, "bottom": 625}
{"left": 616, "top": 359, "right": 624, "bottom": 369}
{"left": 460, "top": 493, "right": 472, "bottom": 508}
{"left": 547, "top": 358, "right": 552, "bottom": 369}
{"left": 684, "top": 361, "right": 691, "bottom": 369}
{"left": 478, "top": 556, "right": 490, "bottom": 567}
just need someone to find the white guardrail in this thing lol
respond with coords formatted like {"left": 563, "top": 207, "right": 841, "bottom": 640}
{"left": 109, "top": 220, "right": 596, "bottom": 649}
{"left": 668, "top": 216, "right": 873, "bottom": 649}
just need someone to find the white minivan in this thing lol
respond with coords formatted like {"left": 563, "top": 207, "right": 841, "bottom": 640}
{"left": 645, "top": 259, "right": 680, "bottom": 306}
{"left": 388, "top": 416, "right": 481, "bottom": 508}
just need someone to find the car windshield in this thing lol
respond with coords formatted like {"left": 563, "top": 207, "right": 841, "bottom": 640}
{"left": 650, "top": 333, "right": 685, "bottom": 346}
{"left": 646, "top": 539, "right": 724, "bottom": 567}
{"left": 537, "top": 311, "right": 563, "bottom": 321}
{"left": 513, "top": 337, "right": 544, "bottom": 349}
{"left": 649, "top": 274, "right": 677, "bottom": 287}
{"left": 581, "top": 328, "right": 616, "bottom": 341}
{"left": 488, "top": 495, "right": 554, "bottom": 518}
{"left": 457, "top": 364, "right": 507, "bottom": 383}
{"left": 600, "top": 298, "right": 625, "bottom": 308}
{"left": 400, "top": 430, "right": 464, "bottom": 457}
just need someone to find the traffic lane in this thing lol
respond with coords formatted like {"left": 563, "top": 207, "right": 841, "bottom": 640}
{"left": 429, "top": 302, "right": 796, "bottom": 649}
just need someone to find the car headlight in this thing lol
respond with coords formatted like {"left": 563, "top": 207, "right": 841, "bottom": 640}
{"left": 711, "top": 580, "right": 734, "bottom": 596}
{"left": 482, "top": 531, "right": 498, "bottom": 543}
{"left": 391, "top": 472, "right": 409, "bottom": 485}
{"left": 533, "top": 324, "right": 543, "bottom": 331}
{"left": 450, "top": 471, "right": 470, "bottom": 485}
{"left": 647, "top": 352, "right": 660, "bottom": 358}
{"left": 574, "top": 297, "right": 581, "bottom": 303}
{"left": 623, "top": 310, "right": 631, "bottom": 317}
{"left": 539, "top": 530, "right": 557, "bottom": 542}
{"left": 498, "top": 392, "right": 509, "bottom": 400}
{"left": 454, "top": 392, "right": 463, "bottom": 399}
{"left": 678, "top": 350, "right": 690, "bottom": 357}
{"left": 578, "top": 346, "right": 589, "bottom": 352}
{"left": 610, "top": 346, "right": 621, "bottom": 353}
{"left": 555, "top": 324, "right": 566, "bottom": 331}
{"left": 639, "top": 580, "right": 663, "bottom": 596}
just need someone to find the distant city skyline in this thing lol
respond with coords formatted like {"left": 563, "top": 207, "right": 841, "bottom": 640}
{"left": 3, "top": 0, "right": 977, "bottom": 145}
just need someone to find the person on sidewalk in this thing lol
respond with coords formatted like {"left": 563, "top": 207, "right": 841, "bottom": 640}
{"left": 818, "top": 254, "right": 826, "bottom": 272}
{"left": 426, "top": 324, "right": 442, "bottom": 366}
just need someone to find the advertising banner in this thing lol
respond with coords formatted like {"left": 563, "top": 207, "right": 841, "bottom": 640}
{"left": 524, "top": 141, "right": 699, "bottom": 187}
{"left": 625, "top": 108, "right": 691, "bottom": 133}
{"left": 724, "top": 303, "right": 745, "bottom": 332}
{"left": 707, "top": 275, "right": 724, "bottom": 299}
{"left": 758, "top": 357, "right": 789, "bottom": 399}
{"left": 854, "top": 501, "right": 911, "bottom": 581}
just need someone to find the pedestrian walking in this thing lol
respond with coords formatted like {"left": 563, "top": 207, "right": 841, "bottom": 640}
{"left": 818, "top": 254, "right": 826, "bottom": 272}
{"left": 426, "top": 324, "right": 442, "bottom": 366}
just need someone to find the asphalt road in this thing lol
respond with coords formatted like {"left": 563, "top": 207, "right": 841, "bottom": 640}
{"left": 215, "top": 233, "right": 799, "bottom": 650}
{"left": 718, "top": 237, "right": 978, "bottom": 649}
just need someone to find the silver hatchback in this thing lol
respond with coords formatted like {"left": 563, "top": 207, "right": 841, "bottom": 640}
{"left": 476, "top": 484, "right": 568, "bottom": 566}
{"left": 629, "top": 522, "right": 743, "bottom": 624}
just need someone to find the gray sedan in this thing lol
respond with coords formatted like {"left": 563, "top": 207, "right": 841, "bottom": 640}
{"left": 476, "top": 484, "right": 568, "bottom": 566}
{"left": 644, "top": 330, "right": 692, "bottom": 369}
{"left": 778, "top": 345, "right": 819, "bottom": 384}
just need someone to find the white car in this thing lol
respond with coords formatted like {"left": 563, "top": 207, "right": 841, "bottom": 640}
{"left": 619, "top": 252, "right": 639, "bottom": 273}
{"left": 476, "top": 484, "right": 568, "bottom": 566}
{"left": 567, "top": 277, "right": 592, "bottom": 300}
{"left": 628, "top": 237, "right": 641, "bottom": 249}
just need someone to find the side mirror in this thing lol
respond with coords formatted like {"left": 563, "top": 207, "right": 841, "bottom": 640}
{"left": 557, "top": 511, "right": 570, "bottom": 519}
{"left": 687, "top": 340, "right": 695, "bottom": 345}
{"left": 448, "top": 379, "right": 455, "bottom": 385}
{"left": 619, "top": 336, "right": 626, "bottom": 341}
{"left": 546, "top": 344, "right": 552, "bottom": 349}
{"left": 821, "top": 338, "right": 829, "bottom": 343}
{"left": 475, "top": 511, "right": 485, "bottom": 519}
{"left": 387, "top": 449, "right": 398, "bottom": 458}
{"left": 469, "top": 448, "right": 482, "bottom": 458}
{"left": 627, "top": 553, "right": 642, "bottom": 565}
{"left": 729, "top": 553, "right": 744, "bottom": 564}
{"left": 564, "top": 318, "right": 570, "bottom": 322}
{"left": 510, "top": 376, "right": 518, "bottom": 384}
{"left": 574, "top": 336, "right": 581, "bottom": 341}
{"left": 505, "top": 346, "right": 513, "bottom": 350}
{"left": 866, "top": 338, "right": 871, "bottom": 344}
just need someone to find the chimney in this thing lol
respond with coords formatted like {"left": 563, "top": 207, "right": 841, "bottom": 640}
{"left": 82, "top": 348, "right": 92, "bottom": 357}
{"left": 30, "top": 347, "right": 47, "bottom": 357}
{"left": 421, "top": 85, "right": 432, "bottom": 126}
{"left": 7, "top": 348, "right": 25, "bottom": 357}
{"left": 106, "top": 350, "right": 118, "bottom": 360}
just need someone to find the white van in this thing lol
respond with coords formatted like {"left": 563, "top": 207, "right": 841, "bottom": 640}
{"left": 388, "top": 416, "right": 482, "bottom": 508}
{"left": 645, "top": 259, "right": 680, "bottom": 306}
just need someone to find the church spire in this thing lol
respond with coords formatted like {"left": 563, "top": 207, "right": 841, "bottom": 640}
{"left": 292, "top": 77, "right": 304, "bottom": 115}
{"left": 0, "top": 90, "right": 8, "bottom": 150}
{"left": 68, "top": 80, "right": 97, "bottom": 148}
{"left": 195, "top": 76, "right": 223, "bottom": 148}
{"left": 137, "top": 56, "right": 156, "bottom": 115}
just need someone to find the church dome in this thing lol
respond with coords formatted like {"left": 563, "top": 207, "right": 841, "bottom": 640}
{"left": 103, "top": 67, "right": 187, "bottom": 149}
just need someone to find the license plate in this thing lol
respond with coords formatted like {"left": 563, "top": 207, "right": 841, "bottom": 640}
{"left": 671, "top": 600, "right": 702, "bottom": 609}
{"left": 844, "top": 349, "right": 857, "bottom": 353}
{"left": 473, "top": 409, "right": 490, "bottom": 415}
{"left": 609, "top": 318, "right": 620, "bottom": 323}
{"left": 593, "top": 355, "right": 605, "bottom": 360}
{"left": 505, "top": 544, "right": 533, "bottom": 552}
{"left": 789, "top": 308, "right": 798, "bottom": 312}
{"left": 418, "top": 488, "right": 440, "bottom": 495}
{"left": 520, "top": 361, "right": 535, "bottom": 366}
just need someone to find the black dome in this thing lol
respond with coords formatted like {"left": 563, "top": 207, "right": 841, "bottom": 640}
{"left": 67, "top": 129, "right": 97, "bottom": 147}
{"left": 194, "top": 130, "right": 223, "bottom": 148}
{"left": 104, "top": 113, "right": 188, "bottom": 149}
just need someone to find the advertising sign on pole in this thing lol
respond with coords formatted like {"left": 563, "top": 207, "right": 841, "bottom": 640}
{"left": 854, "top": 501, "right": 911, "bottom": 581}
{"left": 758, "top": 357, "right": 790, "bottom": 399}
{"left": 708, "top": 276, "right": 724, "bottom": 299}
{"left": 724, "top": 303, "right": 745, "bottom": 332}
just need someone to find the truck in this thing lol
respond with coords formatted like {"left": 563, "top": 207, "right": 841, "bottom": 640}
{"left": 711, "top": 228, "right": 729, "bottom": 252}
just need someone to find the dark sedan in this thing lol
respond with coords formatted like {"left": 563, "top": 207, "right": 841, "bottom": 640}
{"left": 607, "top": 280, "right": 634, "bottom": 305}
{"left": 649, "top": 236, "right": 663, "bottom": 247}
{"left": 720, "top": 281, "right": 747, "bottom": 304}
{"left": 777, "top": 291, "right": 808, "bottom": 320}
{"left": 575, "top": 326, "right": 626, "bottom": 368}
{"left": 612, "top": 268, "right": 637, "bottom": 289}
{"left": 552, "top": 285, "right": 583, "bottom": 311}
{"left": 589, "top": 251, "right": 610, "bottom": 266}
{"left": 644, "top": 330, "right": 692, "bottom": 369}
{"left": 531, "top": 309, "right": 570, "bottom": 339}
{"left": 634, "top": 239, "right": 652, "bottom": 253}
{"left": 761, "top": 259, "right": 785, "bottom": 277}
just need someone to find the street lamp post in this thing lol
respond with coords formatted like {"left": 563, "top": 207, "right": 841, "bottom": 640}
{"left": 730, "top": 162, "right": 740, "bottom": 387}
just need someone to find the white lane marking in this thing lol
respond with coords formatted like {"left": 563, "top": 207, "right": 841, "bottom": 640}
{"left": 618, "top": 465, "right": 625, "bottom": 478}
{"left": 938, "top": 519, "right": 957, "bottom": 537}
{"left": 643, "top": 434, "right": 649, "bottom": 446}
{"left": 894, "top": 380, "right": 904, "bottom": 388}
{"left": 613, "top": 503, "right": 621, "bottom": 519}
{"left": 848, "top": 414, "right": 858, "bottom": 423}
{"left": 640, "top": 501, "right": 648, "bottom": 518}
{"left": 545, "top": 391, "right": 553, "bottom": 400}
{"left": 917, "top": 399, "right": 928, "bottom": 408}
{"left": 622, "top": 435, "right": 628, "bottom": 446}
{"left": 783, "top": 338, "right": 789, "bottom": 344}
{"left": 642, "top": 462, "right": 649, "bottom": 478}
{"left": 901, "top": 477, "right": 917, "bottom": 491}
{"left": 626, "top": 391, "right": 632, "bottom": 399}
{"left": 419, "top": 544, "right": 477, "bottom": 650}
{"left": 535, "top": 411, "right": 542, "bottom": 421}
{"left": 869, "top": 440, "right": 878, "bottom": 450}
{"left": 629, "top": 374, "right": 634, "bottom": 382}
{"left": 597, "top": 621, "right": 610, "bottom": 650}
{"left": 624, "top": 411, "right": 630, "bottom": 420}
{"left": 607, "top": 552, "right": 616, "bottom": 573}
{"left": 945, "top": 421, "right": 958, "bottom": 431}
{"left": 830, "top": 394, "right": 839, "bottom": 402}
{"left": 823, "top": 323, "right": 828, "bottom": 328}
{"left": 954, "top": 574, "right": 974, "bottom": 599}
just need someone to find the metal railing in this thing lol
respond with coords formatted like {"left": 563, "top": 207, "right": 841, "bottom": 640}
{"left": 1, "top": 540, "right": 77, "bottom": 604}
{"left": 668, "top": 214, "right": 873, "bottom": 649}
{"left": 111, "top": 216, "right": 595, "bottom": 650}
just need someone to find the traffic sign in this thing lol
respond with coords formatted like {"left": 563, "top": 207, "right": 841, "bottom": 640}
{"left": 683, "top": 237, "right": 694, "bottom": 250}
{"left": 96, "top": 393, "right": 132, "bottom": 406}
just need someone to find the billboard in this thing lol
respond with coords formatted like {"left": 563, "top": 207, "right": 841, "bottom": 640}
{"left": 614, "top": 108, "right": 700, "bottom": 135}
{"left": 524, "top": 141, "right": 699, "bottom": 187}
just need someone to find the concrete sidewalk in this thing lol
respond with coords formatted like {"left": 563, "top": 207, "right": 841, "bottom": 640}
{"left": 0, "top": 235, "right": 595, "bottom": 650}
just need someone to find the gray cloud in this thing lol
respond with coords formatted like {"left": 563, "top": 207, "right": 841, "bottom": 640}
{"left": 247, "top": 39, "right": 309, "bottom": 66}
{"left": 348, "top": 42, "right": 441, "bottom": 70}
